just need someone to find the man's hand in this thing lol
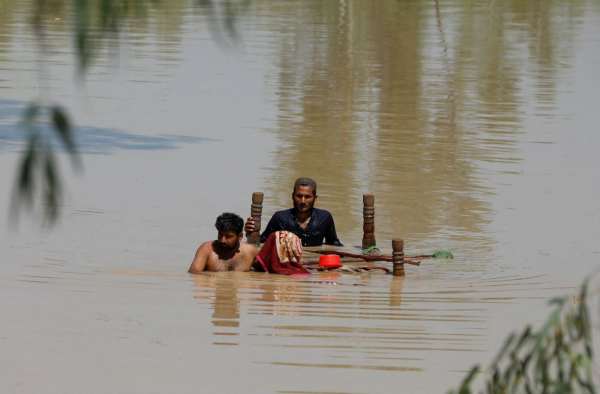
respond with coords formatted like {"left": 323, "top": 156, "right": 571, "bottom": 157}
{"left": 244, "top": 217, "right": 255, "bottom": 236}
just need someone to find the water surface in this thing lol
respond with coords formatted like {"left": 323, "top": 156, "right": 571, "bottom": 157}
{"left": 1, "top": 0, "right": 600, "bottom": 392}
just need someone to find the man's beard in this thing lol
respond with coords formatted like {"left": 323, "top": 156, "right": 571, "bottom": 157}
{"left": 219, "top": 240, "right": 239, "bottom": 251}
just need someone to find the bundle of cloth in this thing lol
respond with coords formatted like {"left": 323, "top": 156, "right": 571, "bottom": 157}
{"left": 253, "top": 231, "right": 311, "bottom": 276}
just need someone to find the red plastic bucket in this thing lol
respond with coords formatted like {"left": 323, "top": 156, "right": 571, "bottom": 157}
{"left": 318, "top": 254, "right": 342, "bottom": 268}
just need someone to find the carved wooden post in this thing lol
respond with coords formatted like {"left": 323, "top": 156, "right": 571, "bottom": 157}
{"left": 247, "top": 192, "right": 264, "bottom": 245}
{"left": 362, "top": 194, "right": 376, "bottom": 251}
{"left": 392, "top": 238, "right": 404, "bottom": 276}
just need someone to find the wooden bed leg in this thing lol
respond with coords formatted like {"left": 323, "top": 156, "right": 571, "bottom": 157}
{"left": 392, "top": 238, "right": 405, "bottom": 276}
{"left": 247, "top": 192, "right": 263, "bottom": 245}
{"left": 362, "top": 194, "right": 376, "bottom": 251}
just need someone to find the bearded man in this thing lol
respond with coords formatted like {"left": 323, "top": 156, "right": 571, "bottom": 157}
{"left": 244, "top": 177, "right": 343, "bottom": 247}
{"left": 188, "top": 212, "right": 259, "bottom": 273}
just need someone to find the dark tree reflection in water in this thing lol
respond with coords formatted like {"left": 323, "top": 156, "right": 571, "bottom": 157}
{"left": 254, "top": 0, "right": 596, "bottom": 252}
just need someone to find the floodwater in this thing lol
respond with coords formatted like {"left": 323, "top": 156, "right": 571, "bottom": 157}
{"left": 1, "top": 0, "right": 600, "bottom": 392}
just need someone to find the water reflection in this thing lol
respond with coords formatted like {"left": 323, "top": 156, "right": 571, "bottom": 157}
{"left": 2, "top": 0, "right": 599, "bottom": 391}
{"left": 256, "top": 0, "right": 591, "bottom": 252}
{"left": 258, "top": 280, "right": 302, "bottom": 310}
{"left": 9, "top": 257, "right": 569, "bottom": 392}
{"left": 189, "top": 272, "right": 499, "bottom": 354}
{"left": 1, "top": 0, "right": 590, "bottom": 252}
{"left": 192, "top": 274, "right": 242, "bottom": 346}
{"left": 389, "top": 276, "right": 403, "bottom": 308}
{"left": 194, "top": 0, "right": 252, "bottom": 47}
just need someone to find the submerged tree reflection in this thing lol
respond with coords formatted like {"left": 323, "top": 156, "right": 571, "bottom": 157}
{"left": 258, "top": 0, "right": 592, "bottom": 245}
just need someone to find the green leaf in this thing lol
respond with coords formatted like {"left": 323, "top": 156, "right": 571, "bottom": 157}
{"left": 433, "top": 251, "right": 454, "bottom": 259}
{"left": 43, "top": 149, "right": 61, "bottom": 224}
{"left": 51, "top": 106, "right": 81, "bottom": 170}
{"left": 51, "top": 106, "right": 75, "bottom": 152}
{"left": 18, "top": 133, "right": 39, "bottom": 205}
{"left": 458, "top": 365, "right": 479, "bottom": 392}
{"left": 74, "top": 0, "right": 91, "bottom": 74}
{"left": 492, "top": 332, "right": 516, "bottom": 366}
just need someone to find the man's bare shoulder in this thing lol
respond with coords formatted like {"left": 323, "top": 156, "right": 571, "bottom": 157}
{"left": 240, "top": 241, "right": 259, "bottom": 257}
{"left": 197, "top": 241, "right": 216, "bottom": 253}
{"left": 189, "top": 241, "right": 216, "bottom": 275}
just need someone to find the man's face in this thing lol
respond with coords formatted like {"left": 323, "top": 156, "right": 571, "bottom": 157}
{"left": 217, "top": 230, "right": 241, "bottom": 251}
{"left": 292, "top": 185, "right": 317, "bottom": 213}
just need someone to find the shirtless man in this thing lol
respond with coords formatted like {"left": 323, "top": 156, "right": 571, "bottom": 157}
{"left": 188, "top": 212, "right": 259, "bottom": 273}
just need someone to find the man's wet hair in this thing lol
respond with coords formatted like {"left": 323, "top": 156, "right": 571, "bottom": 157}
{"left": 215, "top": 212, "right": 244, "bottom": 234}
{"left": 294, "top": 177, "right": 317, "bottom": 196}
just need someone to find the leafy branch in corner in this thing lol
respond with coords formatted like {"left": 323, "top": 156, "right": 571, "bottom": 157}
{"left": 448, "top": 280, "right": 595, "bottom": 394}
{"left": 13, "top": 0, "right": 250, "bottom": 224}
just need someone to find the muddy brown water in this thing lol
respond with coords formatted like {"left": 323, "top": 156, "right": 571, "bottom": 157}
{"left": 1, "top": 0, "right": 600, "bottom": 392}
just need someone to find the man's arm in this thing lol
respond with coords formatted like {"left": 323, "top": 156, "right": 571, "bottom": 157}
{"left": 259, "top": 214, "right": 280, "bottom": 243}
{"left": 247, "top": 244, "right": 261, "bottom": 272}
{"left": 188, "top": 243, "right": 211, "bottom": 274}
{"left": 324, "top": 215, "right": 343, "bottom": 247}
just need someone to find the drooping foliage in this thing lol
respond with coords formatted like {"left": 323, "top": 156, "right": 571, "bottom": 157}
{"left": 449, "top": 280, "right": 595, "bottom": 394}
{"left": 13, "top": 0, "right": 248, "bottom": 224}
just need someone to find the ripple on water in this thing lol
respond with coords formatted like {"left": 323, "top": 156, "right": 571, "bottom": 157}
{"left": 180, "top": 270, "right": 566, "bottom": 375}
